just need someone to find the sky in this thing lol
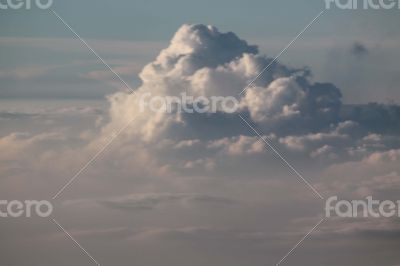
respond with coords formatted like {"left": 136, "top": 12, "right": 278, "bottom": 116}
{"left": 1, "top": 0, "right": 400, "bottom": 101}
{"left": 1, "top": 1, "right": 400, "bottom": 266}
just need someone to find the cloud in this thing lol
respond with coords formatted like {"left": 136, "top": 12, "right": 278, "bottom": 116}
{"left": 313, "top": 147, "right": 400, "bottom": 202}
{"left": 295, "top": 216, "right": 400, "bottom": 240}
{"left": 341, "top": 103, "right": 400, "bottom": 135}
{"left": 242, "top": 76, "right": 342, "bottom": 135}
{"left": 350, "top": 42, "right": 369, "bottom": 58}
{"left": 207, "top": 135, "right": 266, "bottom": 156}
{"left": 101, "top": 24, "right": 342, "bottom": 141}
{"left": 63, "top": 193, "right": 236, "bottom": 211}
{"left": 131, "top": 226, "right": 274, "bottom": 243}
{"left": 0, "top": 131, "right": 68, "bottom": 176}
{"left": 73, "top": 23, "right": 400, "bottom": 181}
{"left": 99, "top": 193, "right": 235, "bottom": 211}
{"left": 2, "top": 24, "right": 399, "bottom": 184}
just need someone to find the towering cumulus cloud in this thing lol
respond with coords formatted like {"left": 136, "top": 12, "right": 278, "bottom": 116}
{"left": 99, "top": 24, "right": 400, "bottom": 172}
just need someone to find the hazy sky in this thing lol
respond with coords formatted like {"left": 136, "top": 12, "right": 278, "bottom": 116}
{"left": 1, "top": 1, "right": 400, "bottom": 266}
{"left": 1, "top": 0, "right": 400, "bottom": 102}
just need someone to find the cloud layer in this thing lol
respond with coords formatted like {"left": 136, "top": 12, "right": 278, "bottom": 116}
{"left": 1, "top": 24, "right": 400, "bottom": 266}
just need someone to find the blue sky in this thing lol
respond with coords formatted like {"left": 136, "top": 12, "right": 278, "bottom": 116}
{"left": 1, "top": 0, "right": 399, "bottom": 40}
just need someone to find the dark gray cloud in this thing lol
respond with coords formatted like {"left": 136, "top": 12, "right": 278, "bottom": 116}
{"left": 350, "top": 42, "right": 369, "bottom": 58}
{"left": 341, "top": 103, "right": 400, "bottom": 135}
